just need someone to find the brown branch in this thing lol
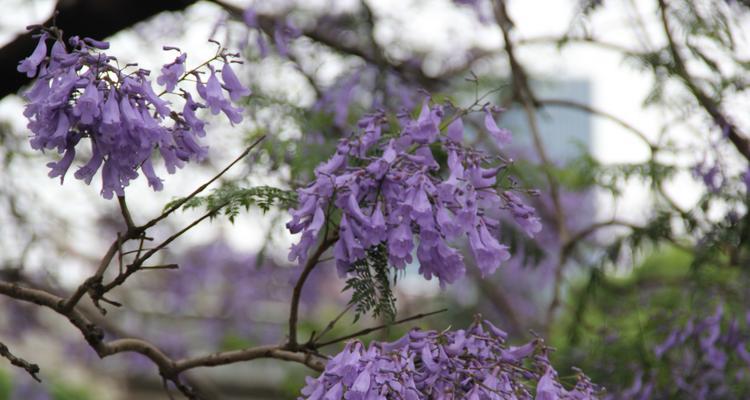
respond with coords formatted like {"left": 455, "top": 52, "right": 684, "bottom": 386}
{"left": 493, "top": 1, "right": 574, "bottom": 331}
{"left": 537, "top": 98, "right": 656, "bottom": 149}
{"left": 62, "top": 136, "right": 265, "bottom": 312}
{"left": 287, "top": 235, "right": 338, "bottom": 349}
{"left": 517, "top": 35, "right": 642, "bottom": 57}
{"left": 0, "top": 341, "right": 41, "bottom": 382}
{"left": 314, "top": 308, "right": 448, "bottom": 349}
{"left": 492, "top": 0, "right": 569, "bottom": 243}
{"left": 657, "top": 0, "right": 750, "bottom": 161}
{"left": 62, "top": 239, "right": 127, "bottom": 313}
{"left": 117, "top": 195, "right": 136, "bottom": 230}
{"left": 100, "top": 203, "right": 226, "bottom": 294}
{"left": 140, "top": 135, "right": 267, "bottom": 232}
{"left": 207, "top": 0, "right": 482, "bottom": 90}
{"left": 0, "top": 281, "right": 325, "bottom": 398}
{"left": 560, "top": 219, "right": 637, "bottom": 260}
{"left": 173, "top": 345, "right": 325, "bottom": 373}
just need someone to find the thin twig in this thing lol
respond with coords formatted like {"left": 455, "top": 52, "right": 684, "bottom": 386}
{"left": 0, "top": 341, "right": 41, "bottom": 382}
{"left": 310, "top": 303, "right": 354, "bottom": 344}
{"left": 287, "top": 235, "right": 338, "bottom": 349}
{"left": 140, "top": 135, "right": 266, "bottom": 232}
{"left": 63, "top": 138, "right": 265, "bottom": 312}
{"left": 492, "top": 0, "right": 569, "bottom": 242}
{"left": 537, "top": 98, "right": 655, "bottom": 150}
{"left": 139, "top": 264, "right": 180, "bottom": 270}
{"left": 517, "top": 35, "right": 642, "bottom": 57}
{"left": 657, "top": 0, "right": 750, "bottom": 161}
{"left": 117, "top": 195, "right": 136, "bottom": 230}
{"left": 315, "top": 308, "right": 448, "bottom": 348}
{"left": 0, "top": 281, "right": 325, "bottom": 398}
{"left": 101, "top": 203, "right": 228, "bottom": 293}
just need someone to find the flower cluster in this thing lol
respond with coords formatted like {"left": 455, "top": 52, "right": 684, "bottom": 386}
{"left": 300, "top": 318, "right": 598, "bottom": 399}
{"left": 616, "top": 305, "right": 750, "bottom": 399}
{"left": 243, "top": 7, "right": 301, "bottom": 58}
{"left": 18, "top": 29, "right": 250, "bottom": 198}
{"left": 287, "top": 100, "right": 541, "bottom": 285}
{"left": 313, "top": 65, "right": 423, "bottom": 130}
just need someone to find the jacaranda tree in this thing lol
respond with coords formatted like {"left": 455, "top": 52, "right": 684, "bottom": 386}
{"left": 1, "top": 0, "right": 749, "bottom": 399}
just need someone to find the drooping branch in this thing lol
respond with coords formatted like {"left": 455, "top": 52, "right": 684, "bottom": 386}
{"left": 207, "top": 0, "right": 489, "bottom": 91}
{"left": 657, "top": 0, "right": 750, "bottom": 162}
{"left": 537, "top": 98, "right": 656, "bottom": 150}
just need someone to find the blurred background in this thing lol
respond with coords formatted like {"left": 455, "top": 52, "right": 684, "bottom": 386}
{"left": 1, "top": 0, "right": 750, "bottom": 398}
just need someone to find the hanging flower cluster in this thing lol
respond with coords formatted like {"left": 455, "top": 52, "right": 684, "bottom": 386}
{"left": 287, "top": 100, "right": 541, "bottom": 286}
{"left": 616, "top": 305, "right": 750, "bottom": 399}
{"left": 243, "top": 7, "right": 301, "bottom": 58}
{"left": 18, "top": 28, "right": 250, "bottom": 199}
{"left": 300, "top": 318, "right": 598, "bottom": 399}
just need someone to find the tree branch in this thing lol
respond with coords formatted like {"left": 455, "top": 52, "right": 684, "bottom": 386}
{"left": 492, "top": 0, "right": 569, "bottom": 243}
{"left": 287, "top": 235, "right": 338, "bottom": 349}
{"left": 657, "top": 0, "right": 750, "bottom": 161}
{"left": 0, "top": 341, "right": 41, "bottom": 382}
{"left": 314, "top": 308, "right": 447, "bottom": 349}
{"left": 537, "top": 98, "right": 656, "bottom": 149}
{"left": 62, "top": 136, "right": 265, "bottom": 313}
{"left": 0, "top": 281, "right": 325, "bottom": 398}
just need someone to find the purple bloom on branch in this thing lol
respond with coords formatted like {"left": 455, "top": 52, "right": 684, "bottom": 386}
{"left": 157, "top": 52, "right": 186, "bottom": 92}
{"left": 18, "top": 29, "right": 248, "bottom": 198}
{"left": 17, "top": 34, "right": 47, "bottom": 77}
{"left": 221, "top": 62, "right": 251, "bottom": 101}
{"left": 287, "top": 98, "right": 540, "bottom": 285}
{"left": 299, "top": 319, "right": 599, "bottom": 399}
{"left": 484, "top": 105, "right": 512, "bottom": 146}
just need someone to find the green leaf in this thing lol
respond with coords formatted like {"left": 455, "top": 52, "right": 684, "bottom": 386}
{"left": 342, "top": 244, "right": 397, "bottom": 323}
{"left": 164, "top": 184, "right": 297, "bottom": 223}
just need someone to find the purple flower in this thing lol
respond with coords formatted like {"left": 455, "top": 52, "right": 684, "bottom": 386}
{"left": 73, "top": 81, "right": 102, "bottom": 125}
{"left": 387, "top": 220, "right": 414, "bottom": 268}
{"left": 17, "top": 34, "right": 47, "bottom": 77}
{"left": 19, "top": 29, "right": 246, "bottom": 198}
{"left": 299, "top": 319, "right": 599, "bottom": 399}
{"left": 157, "top": 52, "right": 186, "bottom": 92}
{"left": 468, "top": 221, "right": 511, "bottom": 276}
{"left": 407, "top": 100, "right": 440, "bottom": 143}
{"left": 504, "top": 191, "right": 542, "bottom": 237}
{"left": 47, "top": 142, "right": 77, "bottom": 183}
{"left": 273, "top": 19, "right": 301, "bottom": 56}
{"left": 198, "top": 67, "right": 226, "bottom": 115}
{"left": 484, "top": 105, "right": 512, "bottom": 146}
{"left": 287, "top": 99, "right": 538, "bottom": 286}
{"left": 221, "top": 62, "right": 251, "bottom": 101}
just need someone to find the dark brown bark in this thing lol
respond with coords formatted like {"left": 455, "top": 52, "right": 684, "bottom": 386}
{"left": 0, "top": 0, "right": 197, "bottom": 99}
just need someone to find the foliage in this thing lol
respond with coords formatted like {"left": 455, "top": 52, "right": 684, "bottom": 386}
{"left": 343, "top": 244, "right": 397, "bottom": 323}
{"left": 164, "top": 183, "right": 297, "bottom": 222}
